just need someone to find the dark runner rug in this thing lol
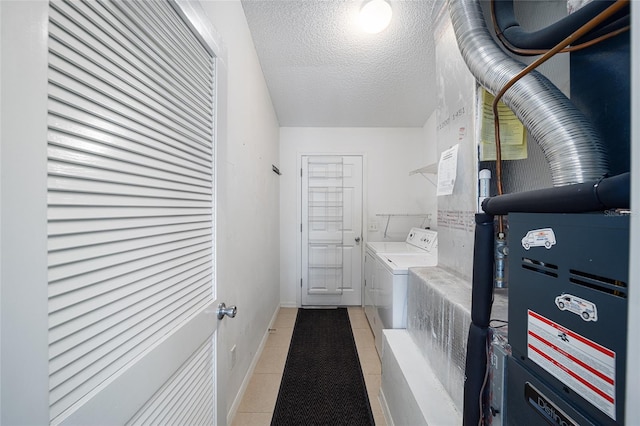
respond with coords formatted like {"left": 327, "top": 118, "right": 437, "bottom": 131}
{"left": 271, "top": 308, "right": 375, "bottom": 426}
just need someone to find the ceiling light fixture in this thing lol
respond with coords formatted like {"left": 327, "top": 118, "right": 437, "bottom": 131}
{"left": 358, "top": 0, "right": 392, "bottom": 34}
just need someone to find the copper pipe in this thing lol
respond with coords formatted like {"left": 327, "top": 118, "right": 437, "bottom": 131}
{"left": 491, "top": 0, "right": 629, "bottom": 233}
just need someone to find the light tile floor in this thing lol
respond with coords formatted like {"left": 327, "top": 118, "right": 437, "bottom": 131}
{"left": 232, "top": 307, "right": 387, "bottom": 426}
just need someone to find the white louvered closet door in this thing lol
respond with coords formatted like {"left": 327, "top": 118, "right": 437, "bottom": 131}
{"left": 47, "top": 1, "right": 218, "bottom": 424}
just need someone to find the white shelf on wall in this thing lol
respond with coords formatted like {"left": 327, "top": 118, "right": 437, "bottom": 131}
{"left": 409, "top": 163, "right": 437, "bottom": 186}
{"left": 375, "top": 213, "right": 432, "bottom": 238}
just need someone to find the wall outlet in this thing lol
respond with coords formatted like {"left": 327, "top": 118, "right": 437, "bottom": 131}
{"left": 368, "top": 221, "right": 379, "bottom": 232}
{"left": 230, "top": 344, "right": 237, "bottom": 369}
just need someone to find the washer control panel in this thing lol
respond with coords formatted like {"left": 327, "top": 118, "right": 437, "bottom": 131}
{"left": 406, "top": 227, "right": 438, "bottom": 252}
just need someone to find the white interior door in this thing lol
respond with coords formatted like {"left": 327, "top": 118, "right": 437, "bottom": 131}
{"left": 301, "top": 155, "right": 363, "bottom": 306}
{"left": 46, "top": 1, "right": 220, "bottom": 423}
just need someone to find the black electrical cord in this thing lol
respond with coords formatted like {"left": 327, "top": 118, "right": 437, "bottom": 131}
{"left": 490, "top": 319, "right": 508, "bottom": 328}
{"left": 478, "top": 332, "right": 491, "bottom": 426}
{"left": 478, "top": 322, "right": 509, "bottom": 425}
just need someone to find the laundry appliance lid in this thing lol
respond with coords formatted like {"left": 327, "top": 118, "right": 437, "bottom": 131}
{"left": 366, "top": 227, "right": 438, "bottom": 255}
{"left": 379, "top": 252, "right": 438, "bottom": 275}
{"left": 366, "top": 241, "right": 425, "bottom": 254}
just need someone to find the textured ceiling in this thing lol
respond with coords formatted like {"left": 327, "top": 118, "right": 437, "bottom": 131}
{"left": 241, "top": 0, "right": 442, "bottom": 127}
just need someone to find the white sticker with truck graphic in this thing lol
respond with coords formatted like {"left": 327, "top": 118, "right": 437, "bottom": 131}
{"left": 555, "top": 294, "right": 598, "bottom": 322}
{"left": 522, "top": 228, "right": 556, "bottom": 250}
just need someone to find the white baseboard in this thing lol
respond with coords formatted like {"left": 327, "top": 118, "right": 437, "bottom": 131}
{"left": 279, "top": 301, "right": 298, "bottom": 308}
{"left": 378, "top": 387, "right": 394, "bottom": 426}
{"left": 226, "top": 305, "right": 281, "bottom": 425}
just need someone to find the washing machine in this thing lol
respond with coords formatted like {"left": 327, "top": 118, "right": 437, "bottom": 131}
{"left": 364, "top": 228, "right": 436, "bottom": 332}
{"left": 365, "top": 227, "right": 438, "bottom": 355}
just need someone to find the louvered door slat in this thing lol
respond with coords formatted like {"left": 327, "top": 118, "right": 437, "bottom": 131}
{"left": 49, "top": 275, "right": 211, "bottom": 369}
{"left": 49, "top": 260, "right": 212, "bottom": 334}
{"left": 48, "top": 25, "right": 212, "bottom": 124}
{"left": 151, "top": 1, "right": 213, "bottom": 73}
{"left": 117, "top": 1, "right": 211, "bottom": 87}
{"left": 47, "top": 18, "right": 212, "bottom": 124}
{"left": 48, "top": 215, "right": 212, "bottom": 236}
{"left": 49, "top": 286, "right": 211, "bottom": 386}
{"left": 48, "top": 127, "right": 213, "bottom": 179}
{"left": 73, "top": 0, "right": 212, "bottom": 108}
{"left": 101, "top": 0, "right": 212, "bottom": 98}
{"left": 49, "top": 46, "right": 213, "bottom": 140}
{"left": 49, "top": 31, "right": 212, "bottom": 134}
{"left": 49, "top": 71, "right": 212, "bottom": 150}
{"left": 50, "top": 1, "right": 212, "bottom": 112}
{"left": 137, "top": 0, "right": 212, "bottom": 75}
{"left": 48, "top": 90, "right": 212, "bottom": 161}
{"left": 48, "top": 192, "right": 211, "bottom": 209}
{"left": 49, "top": 241, "right": 210, "bottom": 298}
{"left": 189, "top": 372, "right": 215, "bottom": 424}
{"left": 47, "top": 0, "right": 215, "bottom": 422}
{"left": 170, "top": 373, "right": 210, "bottom": 425}
{"left": 48, "top": 251, "right": 210, "bottom": 314}
{"left": 49, "top": 51, "right": 211, "bottom": 144}
{"left": 126, "top": 340, "right": 214, "bottom": 425}
{"left": 48, "top": 236, "right": 211, "bottom": 283}
{"left": 48, "top": 228, "right": 211, "bottom": 267}
{"left": 48, "top": 206, "right": 212, "bottom": 221}
{"left": 48, "top": 161, "right": 211, "bottom": 196}
{"left": 48, "top": 175, "right": 211, "bottom": 203}
{"left": 49, "top": 221, "right": 211, "bottom": 251}
{"left": 153, "top": 348, "right": 210, "bottom": 424}
{"left": 49, "top": 286, "right": 211, "bottom": 418}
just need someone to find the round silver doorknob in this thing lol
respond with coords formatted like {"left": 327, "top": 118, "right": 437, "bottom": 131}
{"left": 217, "top": 303, "right": 237, "bottom": 320}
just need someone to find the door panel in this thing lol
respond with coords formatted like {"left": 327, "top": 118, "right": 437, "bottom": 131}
{"left": 336, "top": 158, "right": 362, "bottom": 305}
{"left": 46, "top": 1, "right": 218, "bottom": 423}
{"left": 126, "top": 338, "right": 214, "bottom": 425}
{"left": 302, "top": 156, "right": 363, "bottom": 306}
{"left": 57, "top": 306, "right": 217, "bottom": 425}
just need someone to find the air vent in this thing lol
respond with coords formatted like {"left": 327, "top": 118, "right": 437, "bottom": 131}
{"left": 570, "top": 269, "right": 627, "bottom": 298}
{"left": 521, "top": 258, "right": 558, "bottom": 278}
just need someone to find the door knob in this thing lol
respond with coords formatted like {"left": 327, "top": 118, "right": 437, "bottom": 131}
{"left": 217, "top": 303, "right": 237, "bottom": 320}
{"left": 355, "top": 236, "right": 361, "bottom": 245}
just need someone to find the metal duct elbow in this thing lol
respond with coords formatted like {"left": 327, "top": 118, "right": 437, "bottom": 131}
{"left": 448, "top": 0, "right": 609, "bottom": 186}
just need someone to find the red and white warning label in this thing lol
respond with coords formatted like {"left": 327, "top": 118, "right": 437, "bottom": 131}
{"left": 527, "top": 310, "right": 616, "bottom": 420}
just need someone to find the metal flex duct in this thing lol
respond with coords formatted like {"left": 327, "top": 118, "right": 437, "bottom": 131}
{"left": 448, "top": 0, "right": 609, "bottom": 185}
